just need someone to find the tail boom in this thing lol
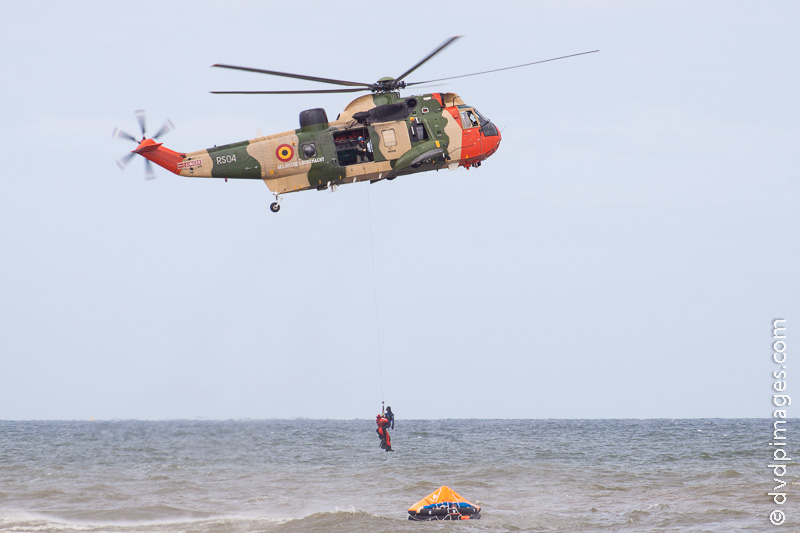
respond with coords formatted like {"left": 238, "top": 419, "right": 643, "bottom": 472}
{"left": 134, "top": 138, "right": 184, "bottom": 175}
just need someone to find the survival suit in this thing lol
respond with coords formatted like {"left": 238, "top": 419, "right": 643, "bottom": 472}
{"left": 376, "top": 414, "right": 392, "bottom": 450}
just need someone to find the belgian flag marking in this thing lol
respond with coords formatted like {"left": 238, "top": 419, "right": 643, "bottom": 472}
{"left": 276, "top": 144, "right": 294, "bottom": 162}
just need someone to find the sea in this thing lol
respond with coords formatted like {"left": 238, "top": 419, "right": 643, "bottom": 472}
{"left": 0, "top": 419, "right": 795, "bottom": 532}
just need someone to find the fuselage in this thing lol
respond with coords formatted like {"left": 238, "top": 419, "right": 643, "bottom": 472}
{"left": 134, "top": 92, "right": 501, "bottom": 195}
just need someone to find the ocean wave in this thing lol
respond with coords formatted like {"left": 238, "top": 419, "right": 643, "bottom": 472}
{"left": 716, "top": 469, "right": 742, "bottom": 479}
{"left": 0, "top": 508, "right": 418, "bottom": 533}
{"left": 0, "top": 511, "right": 287, "bottom": 533}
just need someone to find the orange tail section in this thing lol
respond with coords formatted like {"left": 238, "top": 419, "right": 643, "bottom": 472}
{"left": 133, "top": 139, "right": 184, "bottom": 175}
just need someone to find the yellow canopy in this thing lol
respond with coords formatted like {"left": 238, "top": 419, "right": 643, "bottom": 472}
{"left": 408, "top": 486, "right": 478, "bottom": 512}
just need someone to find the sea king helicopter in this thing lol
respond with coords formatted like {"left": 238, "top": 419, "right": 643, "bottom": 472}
{"left": 114, "top": 37, "right": 596, "bottom": 212}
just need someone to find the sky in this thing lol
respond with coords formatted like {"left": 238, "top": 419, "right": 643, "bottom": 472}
{"left": 1, "top": 1, "right": 797, "bottom": 420}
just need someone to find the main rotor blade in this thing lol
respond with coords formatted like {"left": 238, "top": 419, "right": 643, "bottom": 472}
{"left": 406, "top": 50, "right": 599, "bottom": 86}
{"left": 212, "top": 64, "right": 371, "bottom": 88}
{"left": 395, "top": 36, "right": 461, "bottom": 83}
{"left": 210, "top": 88, "right": 368, "bottom": 95}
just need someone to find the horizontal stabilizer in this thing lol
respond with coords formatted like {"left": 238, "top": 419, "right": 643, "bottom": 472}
{"left": 134, "top": 142, "right": 164, "bottom": 154}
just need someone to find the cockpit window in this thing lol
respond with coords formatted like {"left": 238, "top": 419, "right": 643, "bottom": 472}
{"left": 481, "top": 122, "right": 499, "bottom": 137}
{"left": 474, "top": 109, "right": 499, "bottom": 137}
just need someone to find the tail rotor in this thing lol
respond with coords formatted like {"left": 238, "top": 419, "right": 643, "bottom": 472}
{"left": 113, "top": 109, "right": 174, "bottom": 180}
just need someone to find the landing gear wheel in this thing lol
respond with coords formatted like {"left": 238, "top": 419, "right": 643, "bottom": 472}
{"left": 270, "top": 202, "right": 281, "bottom": 213}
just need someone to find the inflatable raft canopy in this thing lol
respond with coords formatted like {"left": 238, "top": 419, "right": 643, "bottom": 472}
{"left": 407, "top": 486, "right": 481, "bottom": 521}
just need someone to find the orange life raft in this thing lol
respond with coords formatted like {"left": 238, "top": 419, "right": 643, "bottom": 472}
{"left": 407, "top": 486, "right": 481, "bottom": 521}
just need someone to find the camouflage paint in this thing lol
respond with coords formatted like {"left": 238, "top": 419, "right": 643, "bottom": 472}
{"left": 135, "top": 91, "right": 501, "bottom": 196}
{"left": 207, "top": 141, "right": 261, "bottom": 179}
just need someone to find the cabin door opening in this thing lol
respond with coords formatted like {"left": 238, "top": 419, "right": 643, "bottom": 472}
{"left": 334, "top": 127, "right": 372, "bottom": 166}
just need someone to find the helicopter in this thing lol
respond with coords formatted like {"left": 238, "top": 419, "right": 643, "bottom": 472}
{"left": 114, "top": 37, "right": 596, "bottom": 213}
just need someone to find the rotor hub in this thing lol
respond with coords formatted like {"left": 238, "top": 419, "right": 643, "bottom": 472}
{"left": 370, "top": 78, "right": 406, "bottom": 93}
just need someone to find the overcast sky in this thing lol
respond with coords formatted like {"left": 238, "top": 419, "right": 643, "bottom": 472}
{"left": 1, "top": 1, "right": 797, "bottom": 419}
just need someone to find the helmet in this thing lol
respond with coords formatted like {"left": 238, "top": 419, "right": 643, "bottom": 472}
{"left": 386, "top": 406, "right": 391, "bottom": 410}
{"left": 358, "top": 136, "right": 364, "bottom": 141}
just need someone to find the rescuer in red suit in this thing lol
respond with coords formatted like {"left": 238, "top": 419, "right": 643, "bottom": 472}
{"left": 376, "top": 413, "right": 392, "bottom": 451}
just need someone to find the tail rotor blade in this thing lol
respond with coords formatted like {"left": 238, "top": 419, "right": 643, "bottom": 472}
{"left": 152, "top": 119, "right": 174, "bottom": 140}
{"left": 113, "top": 127, "right": 138, "bottom": 143}
{"left": 116, "top": 152, "right": 136, "bottom": 169}
{"left": 144, "top": 158, "right": 156, "bottom": 180}
{"left": 135, "top": 109, "right": 147, "bottom": 138}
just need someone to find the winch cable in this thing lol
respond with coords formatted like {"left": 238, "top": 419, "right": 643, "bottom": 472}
{"left": 367, "top": 185, "right": 385, "bottom": 406}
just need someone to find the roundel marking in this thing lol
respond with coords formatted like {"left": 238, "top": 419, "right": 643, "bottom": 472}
{"left": 276, "top": 144, "right": 294, "bottom": 162}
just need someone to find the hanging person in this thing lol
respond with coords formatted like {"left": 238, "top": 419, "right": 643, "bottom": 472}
{"left": 385, "top": 406, "right": 395, "bottom": 430}
{"left": 376, "top": 413, "right": 393, "bottom": 451}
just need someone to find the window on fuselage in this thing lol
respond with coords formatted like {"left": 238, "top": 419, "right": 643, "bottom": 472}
{"left": 381, "top": 128, "right": 397, "bottom": 147}
{"left": 460, "top": 109, "right": 480, "bottom": 129}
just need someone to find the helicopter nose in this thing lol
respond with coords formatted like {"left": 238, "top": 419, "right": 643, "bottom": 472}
{"left": 482, "top": 131, "right": 501, "bottom": 159}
